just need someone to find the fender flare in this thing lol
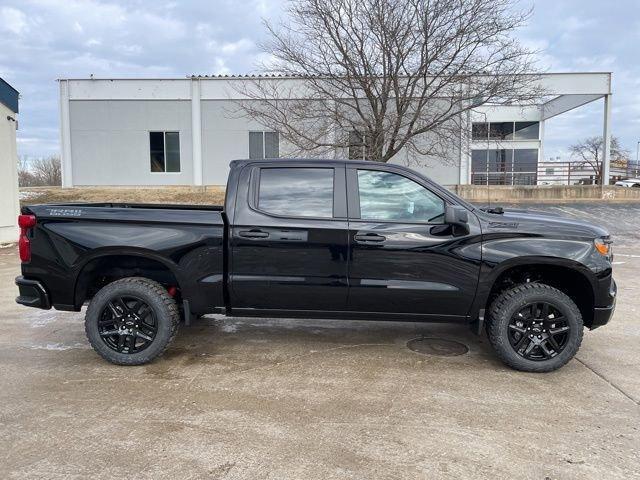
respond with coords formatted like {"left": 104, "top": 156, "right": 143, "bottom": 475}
{"left": 469, "top": 255, "right": 597, "bottom": 320}
{"left": 71, "top": 247, "right": 186, "bottom": 309}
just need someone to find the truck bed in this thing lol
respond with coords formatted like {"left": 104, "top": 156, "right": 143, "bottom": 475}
{"left": 20, "top": 202, "right": 227, "bottom": 314}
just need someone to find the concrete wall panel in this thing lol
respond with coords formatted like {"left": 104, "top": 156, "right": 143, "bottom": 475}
{"left": 69, "top": 100, "right": 193, "bottom": 185}
{"left": 0, "top": 103, "right": 19, "bottom": 242}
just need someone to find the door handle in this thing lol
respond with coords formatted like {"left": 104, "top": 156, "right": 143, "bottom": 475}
{"left": 271, "top": 230, "right": 308, "bottom": 242}
{"left": 239, "top": 229, "right": 270, "bottom": 239}
{"left": 354, "top": 233, "right": 386, "bottom": 243}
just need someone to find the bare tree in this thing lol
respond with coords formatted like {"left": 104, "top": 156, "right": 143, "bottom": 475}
{"left": 234, "top": 0, "right": 542, "bottom": 163}
{"left": 17, "top": 156, "right": 37, "bottom": 187}
{"left": 569, "top": 136, "right": 629, "bottom": 183}
{"left": 19, "top": 156, "right": 62, "bottom": 187}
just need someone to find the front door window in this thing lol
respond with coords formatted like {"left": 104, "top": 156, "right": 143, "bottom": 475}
{"left": 357, "top": 170, "right": 445, "bottom": 223}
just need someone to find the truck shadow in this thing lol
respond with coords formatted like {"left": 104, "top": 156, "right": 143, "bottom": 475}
{"left": 161, "top": 314, "right": 496, "bottom": 367}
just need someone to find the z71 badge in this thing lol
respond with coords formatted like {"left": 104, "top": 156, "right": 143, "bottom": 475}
{"left": 47, "top": 208, "right": 83, "bottom": 217}
{"left": 488, "top": 221, "right": 519, "bottom": 229}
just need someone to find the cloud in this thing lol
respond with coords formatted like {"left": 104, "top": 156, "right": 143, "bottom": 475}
{"left": 563, "top": 16, "right": 596, "bottom": 32}
{"left": 0, "top": 6, "right": 29, "bottom": 35}
{"left": 0, "top": 0, "right": 637, "bottom": 161}
{"left": 518, "top": 0, "right": 640, "bottom": 159}
{"left": 573, "top": 55, "right": 617, "bottom": 70}
{"left": 0, "top": 0, "right": 282, "bottom": 157}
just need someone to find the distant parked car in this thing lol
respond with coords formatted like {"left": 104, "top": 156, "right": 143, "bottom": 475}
{"left": 614, "top": 178, "right": 640, "bottom": 187}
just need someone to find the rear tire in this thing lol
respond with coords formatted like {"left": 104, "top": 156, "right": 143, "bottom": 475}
{"left": 487, "top": 283, "right": 583, "bottom": 372}
{"left": 85, "top": 277, "right": 180, "bottom": 365}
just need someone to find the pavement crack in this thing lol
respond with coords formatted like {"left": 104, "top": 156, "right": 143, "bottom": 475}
{"left": 575, "top": 356, "right": 639, "bottom": 406}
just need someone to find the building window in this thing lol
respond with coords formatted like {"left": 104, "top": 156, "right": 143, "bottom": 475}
{"left": 348, "top": 130, "right": 370, "bottom": 160}
{"left": 356, "top": 170, "right": 445, "bottom": 223}
{"left": 489, "top": 122, "right": 515, "bottom": 140}
{"left": 513, "top": 122, "right": 540, "bottom": 140}
{"left": 471, "top": 122, "right": 540, "bottom": 141}
{"left": 472, "top": 123, "right": 488, "bottom": 140}
{"left": 150, "top": 131, "right": 180, "bottom": 172}
{"left": 471, "top": 148, "right": 539, "bottom": 185}
{"left": 249, "top": 131, "right": 279, "bottom": 159}
{"left": 258, "top": 168, "right": 334, "bottom": 218}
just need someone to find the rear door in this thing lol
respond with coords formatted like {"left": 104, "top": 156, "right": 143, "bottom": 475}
{"left": 229, "top": 162, "right": 349, "bottom": 312}
{"left": 346, "top": 165, "right": 481, "bottom": 319}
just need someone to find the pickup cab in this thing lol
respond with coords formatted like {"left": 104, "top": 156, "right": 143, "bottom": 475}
{"left": 15, "top": 159, "right": 616, "bottom": 372}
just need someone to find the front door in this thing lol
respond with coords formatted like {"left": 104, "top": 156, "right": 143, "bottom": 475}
{"left": 346, "top": 166, "right": 481, "bottom": 319}
{"left": 230, "top": 163, "right": 349, "bottom": 313}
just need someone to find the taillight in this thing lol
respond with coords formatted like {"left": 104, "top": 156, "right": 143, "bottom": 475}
{"left": 18, "top": 235, "right": 31, "bottom": 262}
{"left": 18, "top": 214, "right": 36, "bottom": 262}
{"left": 18, "top": 214, "right": 36, "bottom": 229}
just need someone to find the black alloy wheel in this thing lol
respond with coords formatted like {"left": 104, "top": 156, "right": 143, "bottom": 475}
{"left": 487, "top": 283, "right": 583, "bottom": 372}
{"left": 85, "top": 277, "right": 180, "bottom": 365}
{"left": 98, "top": 296, "right": 157, "bottom": 354}
{"left": 507, "top": 301, "right": 570, "bottom": 361}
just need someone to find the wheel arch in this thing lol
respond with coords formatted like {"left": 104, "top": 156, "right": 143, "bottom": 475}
{"left": 73, "top": 249, "right": 184, "bottom": 310}
{"left": 478, "top": 257, "right": 597, "bottom": 328}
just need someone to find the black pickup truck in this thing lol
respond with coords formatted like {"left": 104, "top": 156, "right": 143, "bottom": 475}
{"left": 16, "top": 159, "right": 616, "bottom": 372}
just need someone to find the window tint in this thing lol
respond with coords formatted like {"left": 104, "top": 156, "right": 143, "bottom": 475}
{"left": 513, "top": 122, "right": 539, "bottom": 140}
{"left": 473, "top": 122, "right": 538, "bottom": 142}
{"left": 165, "top": 132, "right": 181, "bottom": 172}
{"left": 471, "top": 149, "right": 487, "bottom": 171}
{"left": 471, "top": 148, "right": 539, "bottom": 185}
{"left": 150, "top": 131, "right": 180, "bottom": 172}
{"left": 513, "top": 148, "right": 538, "bottom": 172}
{"left": 489, "top": 122, "right": 514, "bottom": 140}
{"left": 264, "top": 132, "right": 279, "bottom": 158}
{"left": 149, "top": 132, "right": 165, "bottom": 172}
{"left": 357, "top": 170, "right": 445, "bottom": 223}
{"left": 249, "top": 132, "right": 264, "bottom": 159}
{"left": 250, "top": 131, "right": 280, "bottom": 159}
{"left": 472, "top": 123, "right": 488, "bottom": 140}
{"left": 488, "top": 149, "right": 514, "bottom": 172}
{"left": 348, "top": 130, "right": 368, "bottom": 160}
{"left": 258, "top": 168, "right": 334, "bottom": 218}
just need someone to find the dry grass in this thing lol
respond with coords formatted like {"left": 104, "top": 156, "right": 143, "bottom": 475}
{"left": 20, "top": 186, "right": 226, "bottom": 207}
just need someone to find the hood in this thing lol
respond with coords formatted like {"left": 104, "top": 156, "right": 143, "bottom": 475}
{"left": 479, "top": 207, "right": 610, "bottom": 239}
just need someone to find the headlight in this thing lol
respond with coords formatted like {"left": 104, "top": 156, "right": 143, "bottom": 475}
{"left": 594, "top": 237, "right": 613, "bottom": 259}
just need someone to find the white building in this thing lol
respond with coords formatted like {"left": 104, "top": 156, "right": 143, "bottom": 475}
{"left": 58, "top": 72, "right": 613, "bottom": 187}
{"left": 0, "top": 78, "right": 19, "bottom": 243}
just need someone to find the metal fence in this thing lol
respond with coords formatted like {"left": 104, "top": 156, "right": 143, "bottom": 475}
{"left": 471, "top": 161, "right": 640, "bottom": 186}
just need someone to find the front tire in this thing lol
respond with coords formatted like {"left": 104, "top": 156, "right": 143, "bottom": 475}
{"left": 487, "top": 283, "right": 583, "bottom": 372}
{"left": 85, "top": 277, "right": 180, "bottom": 365}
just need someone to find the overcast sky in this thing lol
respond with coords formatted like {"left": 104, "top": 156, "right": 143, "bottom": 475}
{"left": 1, "top": 0, "right": 639, "bottom": 162}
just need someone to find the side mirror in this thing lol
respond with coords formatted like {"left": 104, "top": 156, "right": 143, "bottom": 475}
{"left": 445, "top": 205, "right": 468, "bottom": 226}
{"left": 444, "top": 205, "right": 469, "bottom": 236}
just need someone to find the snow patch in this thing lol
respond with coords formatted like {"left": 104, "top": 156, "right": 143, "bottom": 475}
{"left": 19, "top": 191, "right": 43, "bottom": 200}
{"left": 29, "top": 311, "right": 59, "bottom": 327}
{"left": 221, "top": 323, "right": 238, "bottom": 333}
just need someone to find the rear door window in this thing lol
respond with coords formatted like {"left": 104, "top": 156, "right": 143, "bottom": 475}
{"left": 258, "top": 168, "right": 334, "bottom": 218}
